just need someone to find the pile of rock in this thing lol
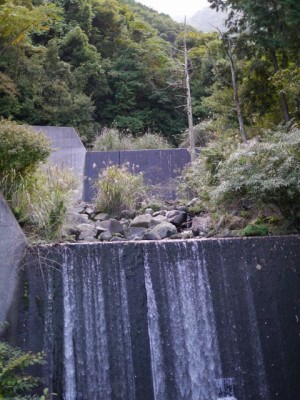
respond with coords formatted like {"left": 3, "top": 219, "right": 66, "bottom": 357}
{"left": 64, "top": 200, "right": 213, "bottom": 242}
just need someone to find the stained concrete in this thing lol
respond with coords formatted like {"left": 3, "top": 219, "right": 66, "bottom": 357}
{"left": 31, "top": 126, "right": 86, "bottom": 199}
{"left": 0, "top": 192, "right": 27, "bottom": 333}
{"left": 15, "top": 236, "right": 300, "bottom": 400}
{"left": 83, "top": 148, "right": 191, "bottom": 202}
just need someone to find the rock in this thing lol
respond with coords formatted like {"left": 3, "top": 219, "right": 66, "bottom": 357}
{"left": 144, "top": 208, "right": 154, "bottom": 215}
{"left": 67, "top": 212, "right": 89, "bottom": 225}
{"left": 169, "top": 233, "right": 182, "bottom": 239}
{"left": 191, "top": 216, "right": 212, "bottom": 236}
{"left": 142, "top": 231, "right": 162, "bottom": 240}
{"left": 126, "top": 227, "right": 147, "bottom": 240}
{"left": 93, "top": 213, "right": 110, "bottom": 222}
{"left": 84, "top": 206, "right": 94, "bottom": 216}
{"left": 99, "top": 231, "right": 113, "bottom": 241}
{"left": 228, "top": 216, "right": 246, "bottom": 230}
{"left": 110, "top": 236, "right": 127, "bottom": 242}
{"left": 121, "top": 209, "right": 136, "bottom": 219}
{"left": 130, "top": 214, "right": 154, "bottom": 228}
{"left": 77, "top": 223, "right": 97, "bottom": 240}
{"left": 181, "top": 230, "right": 194, "bottom": 239}
{"left": 97, "top": 218, "right": 124, "bottom": 235}
{"left": 153, "top": 210, "right": 166, "bottom": 217}
{"left": 146, "top": 222, "right": 177, "bottom": 240}
{"left": 167, "top": 211, "right": 187, "bottom": 227}
{"left": 149, "top": 215, "right": 168, "bottom": 227}
{"left": 177, "top": 205, "right": 189, "bottom": 213}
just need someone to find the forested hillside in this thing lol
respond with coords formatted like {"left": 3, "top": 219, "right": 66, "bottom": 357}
{"left": 0, "top": 0, "right": 299, "bottom": 146}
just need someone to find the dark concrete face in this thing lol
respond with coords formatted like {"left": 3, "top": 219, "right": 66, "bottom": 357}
{"left": 31, "top": 126, "right": 86, "bottom": 199}
{"left": 0, "top": 192, "right": 27, "bottom": 337}
{"left": 83, "top": 149, "right": 191, "bottom": 202}
{"left": 13, "top": 237, "right": 300, "bottom": 400}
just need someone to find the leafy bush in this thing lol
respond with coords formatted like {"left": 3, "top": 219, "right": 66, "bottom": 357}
{"left": 1, "top": 165, "right": 78, "bottom": 241}
{"left": 212, "top": 127, "right": 300, "bottom": 215}
{"left": 178, "top": 133, "right": 238, "bottom": 204}
{"left": 0, "top": 341, "right": 44, "bottom": 399}
{"left": 0, "top": 119, "right": 51, "bottom": 180}
{"left": 92, "top": 127, "right": 172, "bottom": 151}
{"left": 179, "top": 120, "right": 215, "bottom": 148}
{"left": 94, "top": 164, "right": 147, "bottom": 216}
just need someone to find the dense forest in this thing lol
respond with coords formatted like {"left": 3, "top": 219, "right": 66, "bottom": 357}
{"left": 1, "top": 0, "right": 299, "bottom": 146}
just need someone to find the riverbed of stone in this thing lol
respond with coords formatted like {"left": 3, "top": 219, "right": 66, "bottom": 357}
{"left": 63, "top": 199, "right": 220, "bottom": 242}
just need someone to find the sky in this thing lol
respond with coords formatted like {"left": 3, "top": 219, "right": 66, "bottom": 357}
{"left": 137, "top": 0, "right": 210, "bottom": 20}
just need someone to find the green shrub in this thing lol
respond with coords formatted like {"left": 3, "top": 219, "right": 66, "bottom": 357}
{"left": 179, "top": 120, "right": 215, "bottom": 148}
{"left": 94, "top": 164, "right": 147, "bottom": 216}
{"left": 0, "top": 119, "right": 51, "bottom": 180}
{"left": 178, "top": 134, "right": 238, "bottom": 204}
{"left": 92, "top": 127, "right": 172, "bottom": 151}
{"left": 0, "top": 341, "right": 45, "bottom": 399}
{"left": 212, "top": 127, "right": 300, "bottom": 215}
{"left": 242, "top": 223, "right": 269, "bottom": 236}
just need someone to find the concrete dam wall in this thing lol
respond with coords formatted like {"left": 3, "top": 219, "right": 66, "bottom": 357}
{"left": 12, "top": 236, "right": 300, "bottom": 400}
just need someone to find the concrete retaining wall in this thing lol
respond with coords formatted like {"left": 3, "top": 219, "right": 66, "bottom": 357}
{"left": 31, "top": 126, "right": 86, "bottom": 199}
{"left": 0, "top": 193, "right": 27, "bottom": 336}
{"left": 83, "top": 148, "right": 191, "bottom": 202}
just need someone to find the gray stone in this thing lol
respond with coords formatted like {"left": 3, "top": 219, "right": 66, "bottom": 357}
{"left": 145, "top": 208, "right": 154, "bottom": 215}
{"left": 110, "top": 236, "right": 127, "bottom": 242}
{"left": 126, "top": 227, "right": 147, "bottom": 240}
{"left": 99, "top": 231, "right": 113, "bottom": 241}
{"left": 121, "top": 209, "right": 136, "bottom": 219}
{"left": 147, "top": 222, "right": 177, "bottom": 240}
{"left": 153, "top": 210, "right": 166, "bottom": 217}
{"left": 93, "top": 213, "right": 110, "bottom": 222}
{"left": 0, "top": 193, "right": 27, "bottom": 329}
{"left": 191, "top": 216, "right": 212, "bottom": 237}
{"left": 142, "top": 231, "right": 161, "bottom": 240}
{"left": 149, "top": 215, "right": 168, "bottom": 227}
{"left": 167, "top": 211, "right": 187, "bottom": 227}
{"left": 98, "top": 218, "right": 124, "bottom": 235}
{"left": 130, "top": 214, "right": 154, "bottom": 228}
{"left": 67, "top": 212, "right": 89, "bottom": 225}
{"left": 77, "top": 223, "right": 97, "bottom": 240}
{"left": 181, "top": 230, "right": 194, "bottom": 239}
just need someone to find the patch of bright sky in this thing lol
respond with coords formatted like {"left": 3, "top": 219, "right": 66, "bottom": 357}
{"left": 137, "top": 0, "right": 210, "bottom": 20}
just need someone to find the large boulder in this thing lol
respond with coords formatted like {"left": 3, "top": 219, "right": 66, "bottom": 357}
{"left": 77, "top": 223, "right": 98, "bottom": 241}
{"left": 146, "top": 221, "right": 177, "bottom": 240}
{"left": 97, "top": 218, "right": 124, "bottom": 236}
{"left": 130, "top": 214, "right": 154, "bottom": 228}
{"left": 191, "top": 216, "right": 212, "bottom": 236}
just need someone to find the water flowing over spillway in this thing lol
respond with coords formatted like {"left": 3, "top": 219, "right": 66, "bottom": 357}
{"left": 62, "top": 246, "right": 136, "bottom": 400}
{"left": 18, "top": 237, "right": 300, "bottom": 400}
{"left": 144, "top": 242, "right": 221, "bottom": 400}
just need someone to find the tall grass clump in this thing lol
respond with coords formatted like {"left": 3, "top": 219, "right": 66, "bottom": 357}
{"left": 94, "top": 164, "right": 147, "bottom": 216}
{"left": 2, "top": 165, "right": 78, "bottom": 240}
{"left": 92, "top": 127, "right": 172, "bottom": 151}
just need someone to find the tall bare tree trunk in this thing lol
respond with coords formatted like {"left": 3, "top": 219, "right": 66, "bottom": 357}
{"left": 184, "top": 17, "right": 196, "bottom": 162}
{"left": 228, "top": 55, "right": 248, "bottom": 143}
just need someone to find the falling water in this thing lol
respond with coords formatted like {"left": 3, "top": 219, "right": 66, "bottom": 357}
{"left": 62, "top": 245, "right": 136, "bottom": 400}
{"left": 144, "top": 241, "right": 221, "bottom": 400}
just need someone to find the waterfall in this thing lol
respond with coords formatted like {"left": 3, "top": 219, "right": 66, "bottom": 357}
{"left": 62, "top": 245, "right": 136, "bottom": 400}
{"left": 144, "top": 241, "right": 221, "bottom": 400}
